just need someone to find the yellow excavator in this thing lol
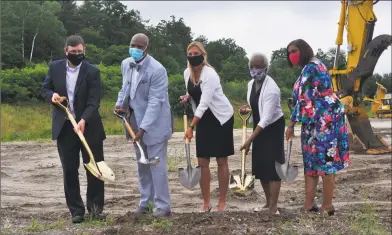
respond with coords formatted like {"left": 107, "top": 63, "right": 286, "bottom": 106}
{"left": 329, "top": 0, "right": 392, "bottom": 154}
{"left": 363, "top": 82, "right": 392, "bottom": 119}
{"left": 377, "top": 93, "right": 392, "bottom": 118}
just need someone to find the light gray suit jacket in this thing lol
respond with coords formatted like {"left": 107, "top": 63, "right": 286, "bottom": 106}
{"left": 116, "top": 55, "right": 173, "bottom": 146}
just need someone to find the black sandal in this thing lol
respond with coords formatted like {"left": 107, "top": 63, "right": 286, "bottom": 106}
{"left": 319, "top": 205, "right": 335, "bottom": 216}
{"left": 301, "top": 204, "right": 319, "bottom": 213}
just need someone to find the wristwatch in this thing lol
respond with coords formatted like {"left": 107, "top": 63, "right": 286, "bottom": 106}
{"left": 189, "top": 125, "right": 195, "bottom": 129}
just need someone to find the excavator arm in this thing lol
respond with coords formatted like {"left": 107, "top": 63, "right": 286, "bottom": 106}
{"left": 329, "top": 0, "right": 391, "bottom": 154}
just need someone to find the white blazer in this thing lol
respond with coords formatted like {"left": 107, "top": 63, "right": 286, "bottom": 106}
{"left": 247, "top": 75, "right": 284, "bottom": 128}
{"left": 184, "top": 66, "right": 234, "bottom": 125}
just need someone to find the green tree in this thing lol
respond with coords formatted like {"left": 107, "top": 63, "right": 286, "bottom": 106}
{"left": 219, "top": 55, "right": 250, "bottom": 82}
{"left": 206, "top": 38, "right": 246, "bottom": 72}
{"left": 57, "top": 0, "right": 81, "bottom": 35}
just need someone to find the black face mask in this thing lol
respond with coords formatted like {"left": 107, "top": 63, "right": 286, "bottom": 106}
{"left": 67, "top": 53, "right": 85, "bottom": 66}
{"left": 187, "top": 54, "right": 204, "bottom": 67}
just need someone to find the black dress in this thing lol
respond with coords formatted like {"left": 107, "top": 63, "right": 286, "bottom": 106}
{"left": 249, "top": 80, "right": 285, "bottom": 182}
{"left": 187, "top": 79, "right": 234, "bottom": 158}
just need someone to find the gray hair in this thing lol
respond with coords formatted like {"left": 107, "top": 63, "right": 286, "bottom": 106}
{"left": 249, "top": 52, "right": 269, "bottom": 69}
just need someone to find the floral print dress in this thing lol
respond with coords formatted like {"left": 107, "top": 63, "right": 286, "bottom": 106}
{"left": 291, "top": 60, "right": 350, "bottom": 176}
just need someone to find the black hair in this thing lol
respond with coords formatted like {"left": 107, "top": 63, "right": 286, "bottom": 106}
{"left": 286, "top": 39, "right": 314, "bottom": 68}
{"left": 65, "top": 35, "right": 85, "bottom": 48}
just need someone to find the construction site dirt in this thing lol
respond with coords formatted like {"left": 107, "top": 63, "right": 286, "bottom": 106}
{"left": 1, "top": 119, "right": 391, "bottom": 235}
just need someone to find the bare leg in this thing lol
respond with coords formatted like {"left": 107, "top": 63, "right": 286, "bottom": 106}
{"left": 216, "top": 157, "right": 229, "bottom": 211}
{"left": 198, "top": 157, "right": 211, "bottom": 211}
{"left": 321, "top": 174, "right": 334, "bottom": 210}
{"left": 304, "top": 175, "right": 318, "bottom": 209}
{"left": 260, "top": 180, "right": 271, "bottom": 208}
{"left": 268, "top": 181, "right": 281, "bottom": 215}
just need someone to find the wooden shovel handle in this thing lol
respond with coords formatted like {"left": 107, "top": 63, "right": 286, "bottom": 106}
{"left": 183, "top": 114, "right": 189, "bottom": 144}
{"left": 124, "top": 121, "right": 137, "bottom": 140}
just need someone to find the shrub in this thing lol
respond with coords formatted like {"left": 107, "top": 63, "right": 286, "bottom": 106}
{"left": 168, "top": 74, "right": 186, "bottom": 116}
{"left": 1, "top": 63, "right": 250, "bottom": 116}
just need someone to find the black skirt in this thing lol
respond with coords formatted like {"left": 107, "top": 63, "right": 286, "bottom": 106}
{"left": 251, "top": 116, "right": 285, "bottom": 182}
{"left": 195, "top": 111, "right": 234, "bottom": 158}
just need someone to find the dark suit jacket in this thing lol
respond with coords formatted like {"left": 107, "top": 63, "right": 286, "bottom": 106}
{"left": 40, "top": 59, "right": 106, "bottom": 143}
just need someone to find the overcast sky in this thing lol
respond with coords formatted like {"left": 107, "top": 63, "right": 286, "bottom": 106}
{"left": 81, "top": 1, "right": 392, "bottom": 74}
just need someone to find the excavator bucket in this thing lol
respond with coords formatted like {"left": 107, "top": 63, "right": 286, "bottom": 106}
{"left": 340, "top": 34, "right": 392, "bottom": 155}
{"left": 346, "top": 105, "right": 391, "bottom": 155}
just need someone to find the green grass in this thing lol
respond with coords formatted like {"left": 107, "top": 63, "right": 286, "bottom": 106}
{"left": 1, "top": 98, "right": 292, "bottom": 142}
{"left": 350, "top": 192, "right": 391, "bottom": 235}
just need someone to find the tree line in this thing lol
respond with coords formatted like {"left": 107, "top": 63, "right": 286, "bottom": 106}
{"left": 1, "top": 0, "right": 390, "bottom": 115}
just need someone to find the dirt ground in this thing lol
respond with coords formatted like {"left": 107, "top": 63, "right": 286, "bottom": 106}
{"left": 1, "top": 119, "right": 391, "bottom": 235}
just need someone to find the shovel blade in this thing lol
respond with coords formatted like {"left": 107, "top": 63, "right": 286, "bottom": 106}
{"left": 96, "top": 161, "right": 116, "bottom": 182}
{"left": 285, "top": 166, "right": 299, "bottom": 182}
{"left": 275, "top": 162, "right": 298, "bottom": 183}
{"left": 243, "top": 175, "right": 255, "bottom": 189}
{"left": 229, "top": 175, "right": 242, "bottom": 189}
{"left": 275, "top": 162, "right": 287, "bottom": 181}
{"left": 178, "top": 166, "right": 201, "bottom": 189}
{"left": 138, "top": 156, "right": 160, "bottom": 165}
{"left": 229, "top": 174, "right": 255, "bottom": 196}
{"left": 85, "top": 161, "right": 115, "bottom": 182}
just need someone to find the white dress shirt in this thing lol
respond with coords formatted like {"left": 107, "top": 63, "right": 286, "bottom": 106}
{"left": 66, "top": 61, "right": 82, "bottom": 117}
{"left": 184, "top": 65, "right": 234, "bottom": 125}
{"left": 129, "top": 58, "right": 145, "bottom": 105}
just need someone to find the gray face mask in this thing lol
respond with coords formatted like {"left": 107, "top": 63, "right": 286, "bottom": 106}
{"left": 249, "top": 68, "right": 267, "bottom": 81}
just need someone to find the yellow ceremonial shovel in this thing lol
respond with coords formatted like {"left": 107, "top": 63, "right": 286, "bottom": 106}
{"left": 54, "top": 97, "right": 115, "bottom": 182}
{"left": 229, "top": 108, "right": 255, "bottom": 196}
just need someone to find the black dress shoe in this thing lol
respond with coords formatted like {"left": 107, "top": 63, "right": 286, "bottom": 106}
{"left": 90, "top": 213, "right": 106, "bottom": 221}
{"left": 72, "top": 215, "right": 85, "bottom": 224}
{"left": 154, "top": 209, "right": 172, "bottom": 218}
{"left": 135, "top": 207, "right": 150, "bottom": 215}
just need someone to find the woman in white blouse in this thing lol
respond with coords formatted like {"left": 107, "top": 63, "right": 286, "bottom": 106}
{"left": 179, "top": 41, "right": 234, "bottom": 212}
{"left": 240, "top": 52, "right": 285, "bottom": 216}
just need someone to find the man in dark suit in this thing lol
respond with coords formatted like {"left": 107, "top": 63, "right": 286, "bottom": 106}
{"left": 40, "top": 35, "right": 106, "bottom": 223}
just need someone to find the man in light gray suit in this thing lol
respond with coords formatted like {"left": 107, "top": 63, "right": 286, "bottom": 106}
{"left": 114, "top": 33, "right": 173, "bottom": 217}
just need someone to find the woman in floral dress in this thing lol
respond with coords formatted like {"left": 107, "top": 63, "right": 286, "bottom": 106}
{"left": 285, "top": 39, "right": 350, "bottom": 216}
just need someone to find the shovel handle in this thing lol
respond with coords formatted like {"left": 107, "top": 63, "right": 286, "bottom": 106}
{"left": 113, "top": 110, "right": 138, "bottom": 140}
{"left": 54, "top": 96, "right": 69, "bottom": 111}
{"left": 183, "top": 114, "right": 189, "bottom": 144}
{"left": 239, "top": 108, "right": 252, "bottom": 123}
{"left": 54, "top": 97, "right": 100, "bottom": 175}
{"left": 124, "top": 121, "right": 137, "bottom": 140}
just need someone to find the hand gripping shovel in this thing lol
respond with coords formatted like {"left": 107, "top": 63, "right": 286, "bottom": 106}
{"left": 229, "top": 109, "right": 255, "bottom": 196}
{"left": 113, "top": 109, "right": 159, "bottom": 165}
{"left": 178, "top": 103, "right": 201, "bottom": 189}
{"left": 275, "top": 138, "right": 298, "bottom": 182}
{"left": 54, "top": 97, "right": 115, "bottom": 182}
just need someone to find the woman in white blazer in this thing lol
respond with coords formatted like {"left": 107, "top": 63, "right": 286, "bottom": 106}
{"left": 179, "top": 41, "right": 234, "bottom": 212}
{"left": 240, "top": 52, "right": 285, "bottom": 216}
